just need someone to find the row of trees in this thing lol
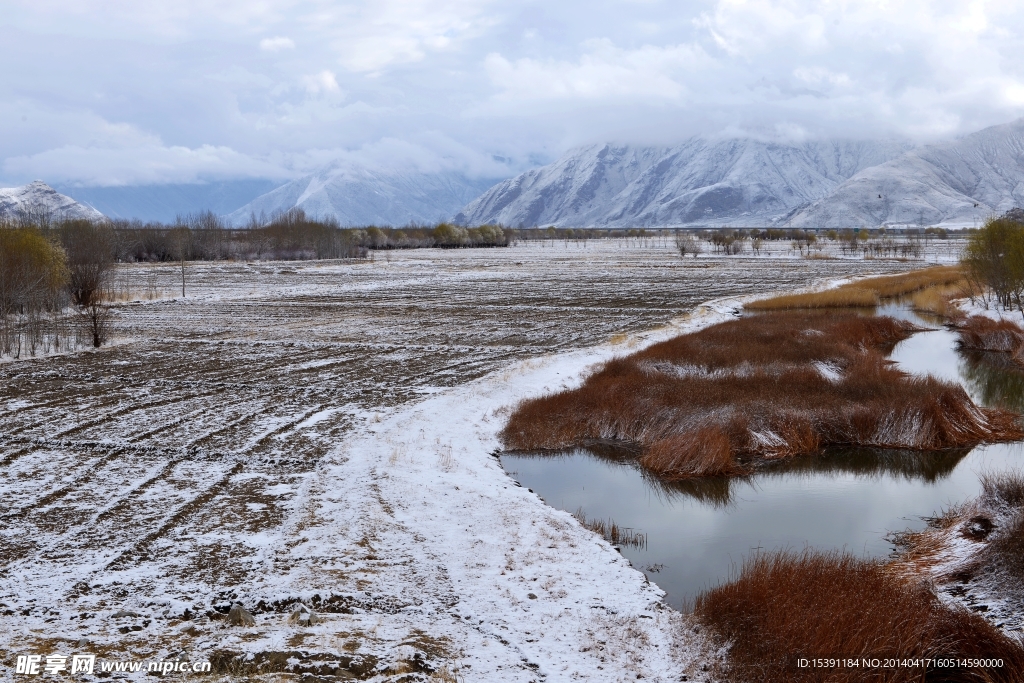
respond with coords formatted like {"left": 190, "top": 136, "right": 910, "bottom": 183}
{"left": 0, "top": 209, "right": 516, "bottom": 357}
{"left": 68, "top": 211, "right": 514, "bottom": 263}
{"left": 674, "top": 227, "right": 939, "bottom": 258}
{"left": 112, "top": 210, "right": 370, "bottom": 262}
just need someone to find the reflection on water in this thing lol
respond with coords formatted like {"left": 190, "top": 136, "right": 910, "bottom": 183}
{"left": 959, "top": 350, "right": 1024, "bottom": 413}
{"left": 757, "top": 447, "right": 970, "bottom": 483}
{"left": 502, "top": 307, "right": 1024, "bottom": 607}
{"left": 514, "top": 445, "right": 972, "bottom": 510}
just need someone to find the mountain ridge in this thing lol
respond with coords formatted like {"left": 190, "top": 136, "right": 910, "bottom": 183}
{"left": 226, "top": 163, "right": 503, "bottom": 227}
{"left": 454, "top": 137, "right": 912, "bottom": 228}
{"left": 787, "top": 118, "right": 1024, "bottom": 228}
{"left": 0, "top": 181, "right": 105, "bottom": 222}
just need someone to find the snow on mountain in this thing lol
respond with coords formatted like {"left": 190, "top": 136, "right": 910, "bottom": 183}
{"left": 454, "top": 138, "right": 911, "bottom": 228}
{"left": 786, "top": 119, "right": 1024, "bottom": 228}
{"left": 0, "top": 181, "right": 104, "bottom": 221}
{"left": 226, "top": 162, "right": 503, "bottom": 227}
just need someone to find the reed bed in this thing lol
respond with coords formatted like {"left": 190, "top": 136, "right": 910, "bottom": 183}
{"left": 500, "top": 311, "right": 1023, "bottom": 479}
{"left": 888, "top": 470, "right": 1024, "bottom": 678}
{"left": 693, "top": 549, "right": 1024, "bottom": 683}
{"left": 746, "top": 265, "right": 965, "bottom": 311}
{"left": 854, "top": 265, "right": 965, "bottom": 298}
{"left": 910, "top": 286, "right": 962, "bottom": 318}
{"left": 745, "top": 287, "right": 879, "bottom": 310}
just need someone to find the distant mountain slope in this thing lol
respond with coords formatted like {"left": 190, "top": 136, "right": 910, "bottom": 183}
{"left": 0, "top": 181, "right": 104, "bottom": 221}
{"left": 56, "top": 180, "right": 281, "bottom": 223}
{"left": 786, "top": 119, "right": 1024, "bottom": 227}
{"left": 454, "top": 138, "right": 911, "bottom": 228}
{"left": 226, "top": 163, "right": 503, "bottom": 227}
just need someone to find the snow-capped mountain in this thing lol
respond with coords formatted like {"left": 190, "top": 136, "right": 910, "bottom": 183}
{"left": 226, "top": 163, "right": 503, "bottom": 227}
{"left": 0, "top": 181, "right": 104, "bottom": 221}
{"left": 454, "top": 138, "right": 911, "bottom": 228}
{"left": 786, "top": 119, "right": 1024, "bottom": 228}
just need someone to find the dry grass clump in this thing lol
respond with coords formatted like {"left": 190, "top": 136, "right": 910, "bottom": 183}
{"left": 981, "top": 470, "right": 1024, "bottom": 508}
{"left": 500, "top": 311, "right": 1022, "bottom": 479}
{"left": 957, "top": 316, "right": 1024, "bottom": 361}
{"left": 693, "top": 550, "right": 1024, "bottom": 683}
{"left": 901, "top": 471, "right": 1024, "bottom": 585}
{"left": 746, "top": 265, "right": 965, "bottom": 312}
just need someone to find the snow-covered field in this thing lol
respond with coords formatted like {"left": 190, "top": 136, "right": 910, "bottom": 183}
{"left": 1, "top": 241, "right": 926, "bottom": 681}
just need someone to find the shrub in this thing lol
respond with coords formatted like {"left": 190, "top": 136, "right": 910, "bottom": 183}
{"left": 956, "top": 316, "right": 1024, "bottom": 355}
{"left": 694, "top": 549, "right": 1024, "bottom": 683}
{"left": 0, "top": 227, "right": 68, "bottom": 315}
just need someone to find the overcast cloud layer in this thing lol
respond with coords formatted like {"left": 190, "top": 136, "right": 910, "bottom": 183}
{"left": 4, "top": 0, "right": 1024, "bottom": 187}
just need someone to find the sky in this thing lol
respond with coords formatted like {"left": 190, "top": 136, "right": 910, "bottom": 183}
{"left": 4, "top": 0, "right": 1024, "bottom": 187}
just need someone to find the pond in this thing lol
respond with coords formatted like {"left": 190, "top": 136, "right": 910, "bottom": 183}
{"left": 500, "top": 308, "right": 1024, "bottom": 608}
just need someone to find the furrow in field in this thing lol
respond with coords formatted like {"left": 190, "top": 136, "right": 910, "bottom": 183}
{"left": 100, "top": 461, "right": 245, "bottom": 573}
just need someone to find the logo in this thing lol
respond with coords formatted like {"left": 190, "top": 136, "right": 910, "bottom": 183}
{"left": 14, "top": 653, "right": 209, "bottom": 675}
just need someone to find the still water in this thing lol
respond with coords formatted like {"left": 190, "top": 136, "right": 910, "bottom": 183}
{"left": 501, "top": 309, "right": 1024, "bottom": 607}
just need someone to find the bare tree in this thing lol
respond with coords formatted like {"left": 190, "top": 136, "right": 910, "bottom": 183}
{"left": 169, "top": 225, "right": 192, "bottom": 297}
{"left": 81, "top": 301, "right": 112, "bottom": 348}
{"left": 55, "top": 220, "right": 116, "bottom": 347}
{"left": 675, "top": 231, "right": 703, "bottom": 257}
{"left": 56, "top": 220, "right": 115, "bottom": 308}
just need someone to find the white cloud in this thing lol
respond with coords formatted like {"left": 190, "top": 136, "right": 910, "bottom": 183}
{"left": 301, "top": 70, "right": 341, "bottom": 94}
{"left": 325, "top": 0, "right": 499, "bottom": 72}
{"left": 3, "top": 137, "right": 291, "bottom": 186}
{"left": 260, "top": 36, "right": 295, "bottom": 51}
{"left": 484, "top": 40, "right": 710, "bottom": 103}
{"left": 4, "top": 0, "right": 1024, "bottom": 188}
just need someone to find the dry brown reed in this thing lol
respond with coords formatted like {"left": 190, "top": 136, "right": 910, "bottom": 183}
{"left": 500, "top": 311, "right": 1023, "bottom": 479}
{"left": 957, "top": 316, "right": 1024, "bottom": 358}
{"left": 693, "top": 549, "right": 1024, "bottom": 683}
{"left": 746, "top": 265, "right": 965, "bottom": 311}
{"left": 853, "top": 265, "right": 964, "bottom": 298}
{"left": 745, "top": 287, "right": 879, "bottom": 310}
{"left": 910, "top": 286, "right": 963, "bottom": 318}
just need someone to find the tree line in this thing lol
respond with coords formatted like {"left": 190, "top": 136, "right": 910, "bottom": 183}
{"left": 0, "top": 208, "right": 522, "bottom": 357}
{"left": 673, "top": 226, "right": 954, "bottom": 258}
